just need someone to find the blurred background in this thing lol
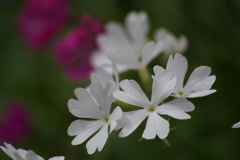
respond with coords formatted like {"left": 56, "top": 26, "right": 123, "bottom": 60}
{"left": 1, "top": 0, "right": 240, "bottom": 160}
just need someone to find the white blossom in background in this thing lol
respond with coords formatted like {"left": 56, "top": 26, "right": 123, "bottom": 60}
{"left": 90, "top": 63, "right": 119, "bottom": 91}
{"left": 0, "top": 142, "right": 64, "bottom": 160}
{"left": 154, "top": 27, "right": 188, "bottom": 55}
{"left": 91, "top": 11, "right": 171, "bottom": 73}
{"left": 232, "top": 121, "right": 240, "bottom": 128}
{"left": 67, "top": 82, "right": 122, "bottom": 154}
{"left": 154, "top": 54, "right": 216, "bottom": 98}
{"left": 113, "top": 71, "right": 194, "bottom": 139}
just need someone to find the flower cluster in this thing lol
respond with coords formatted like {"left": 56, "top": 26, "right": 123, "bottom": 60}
{"left": 67, "top": 11, "right": 216, "bottom": 154}
{"left": 0, "top": 142, "right": 64, "bottom": 160}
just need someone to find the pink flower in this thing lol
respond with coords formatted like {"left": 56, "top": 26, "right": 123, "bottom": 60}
{"left": 0, "top": 99, "right": 30, "bottom": 144}
{"left": 54, "top": 14, "right": 104, "bottom": 81}
{"left": 16, "top": 0, "right": 69, "bottom": 50}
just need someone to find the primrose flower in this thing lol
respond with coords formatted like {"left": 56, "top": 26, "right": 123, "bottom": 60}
{"left": 91, "top": 11, "right": 170, "bottom": 73}
{"left": 0, "top": 142, "right": 64, "bottom": 160}
{"left": 54, "top": 14, "right": 104, "bottom": 81}
{"left": 67, "top": 82, "right": 122, "bottom": 154}
{"left": 113, "top": 71, "right": 194, "bottom": 139}
{"left": 154, "top": 28, "right": 188, "bottom": 55}
{"left": 232, "top": 121, "right": 240, "bottom": 128}
{"left": 16, "top": 0, "right": 69, "bottom": 50}
{"left": 154, "top": 54, "right": 216, "bottom": 98}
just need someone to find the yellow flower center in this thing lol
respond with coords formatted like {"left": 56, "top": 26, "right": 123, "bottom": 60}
{"left": 148, "top": 106, "right": 155, "bottom": 112}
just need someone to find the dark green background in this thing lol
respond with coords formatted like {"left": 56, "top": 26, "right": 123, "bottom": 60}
{"left": 1, "top": 0, "right": 240, "bottom": 159}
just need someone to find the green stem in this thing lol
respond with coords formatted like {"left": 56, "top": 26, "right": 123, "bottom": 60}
{"left": 138, "top": 66, "right": 152, "bottom": 94}
{"left": 154, "top": 138, "right": 166, "bottom": 160}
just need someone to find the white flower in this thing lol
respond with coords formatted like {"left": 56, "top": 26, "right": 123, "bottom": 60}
{"left": 0, "top": 142, "right": 64, "bottom": 160}
{"left": 91, "top": 11, "right": 170, "bottom": 73}
{"left": 90, "top": 63, "right": 119, "bottom": 91}
{"left": 67, "top": 82, "right": 122, "bottom": 154}
{"left": 154, "top": 54, "right": 216, "bottom": 98}
{"left": 113, "top": 70, "right": 194, "bottom": 139}
{"left": 232, "top": 121, "right": 240, "bottom": 128}
{"left": 154, "top": 28, "right": 188, "bottom": 55}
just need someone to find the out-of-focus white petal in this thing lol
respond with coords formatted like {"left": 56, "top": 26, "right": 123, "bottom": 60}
{"left": 109, "top": 106, "right": 123, "bottom": 133}
{"left": 86, "top": 124, "right": 109, "bottom": 154}
{"left": 156, "top": 99, "right": 194, "bottom": 119}
{"left": 108, "top": 51, "right": 139, "bottom": 69}
{"left": 166, "top": 54, "right": 188, "bottom": 89}
{"left": 184, "top": 66, "right": 212, "bottom": 90}
{"left": 25, "top": 151, "right": 40, "bottom": 160}
{"left": 90, "top": 68, "right": 113, "bottom": 84}
{"left": 140, "top": 41, "right": 156, "bottom": 66}
{"left": 68, "top": 99, "right": 102, "bottom": 119}
{"left": 112, "top": 62, "right": 119, "bottom": 90}
{"left": 125, "top": 11, "right": 149, "bottom": 49}
{"left": 188, "top": 90, "right": 216, "bottom": 98}
{"left": 48, "top": 156, "right": 65, "bottom": 160}
{"left": 89, "top": 82, "right": 114, "bottom": 115}
{"left": 16, "top": 149, "right": 27, "bottom": 159}
{"left": 232, "top": 121, "right": 240, "bottom": 128}
{"left": 151, "top": 71, "right": 176, "bottom": 106}
{"left": 97, "top": 22, "right": 132, "bottom": 53}
{"left": 154, "top": 27, "right": 169, "bottom": 41}
{"left": 114, "top": 80, "right": 150, "bottom": 108}
{"left": 13, "top": 153, "right": 24, "bottom": 160}
{"left": 119, "top": 110, "right": 148, "bottom": 137}
{"left": 68, "top": 120, "right": 103, "bottom": 145}
{"left": 142, "top": 112, "right": 169, "bottom": 139}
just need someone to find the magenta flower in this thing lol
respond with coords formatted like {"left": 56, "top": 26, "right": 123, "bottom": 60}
{"left": 0, "top": 99, "right": 30, "bottom": 144}
{"left": 16, "top": 0, "right": 69, "bottom": 50}
{"left": 54, "top": 14, "right": 104, "bottom": 81}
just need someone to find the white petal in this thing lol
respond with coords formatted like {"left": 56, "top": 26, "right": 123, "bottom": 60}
{"left": 108, "top": 50, "right": 140, "bottom": 69}
{"left": 89, "top": 82, "right": 114, "bottom": 115}
{"left": 125, "top": 11, "right": 149, "bottom": 49}
{"left": 1, "top": 143, "right": 17, "bottom": 160}
{"left": 153, "top": 65, "right": 166, "bottom": 76}
{"left": 90, "top": 51, "right": 130, "bottom": 74}
{"left": 97, "top": 22, "right": 132, "bottom": 52}
{"left": 154, "top": 27, "right": 169, "bottom": 41}
{"left": 156, "top": 99, "right": 195, "bottom": 119}
{"left": 187, "top": 89, "right": 216, "bottom": 98}
{"left": 142, "top": 112, "right": 169, "bottom": 139}
{"left": 166, "top": 54, "right": 188, "bottom": 89}
{"left": 109, "top": 106, "right": 123, "bottom": 133}
{"left": 113, "top": 80, "right": 150, "bottom": 108}
{"left": 119, "top": 109, "right": 148, "bottom": 137}
{"left": 140, "top": 41, "right": 156, "bottom": 66}
{"left": 184, "top": 66, "right": 212, "bottom": 90}
{"left": 151, "top": 71, "right": 176, "bottom": 106}
{"left": 90, "top": 67, "right": 113, "bottom": 84}
{"left": 25, "top": 151, "right": 40, "bottom": 160}
{"left": 68, "top": 99, "right": 102, "bottom": 119}
{"left": 68, "top": 120, "right": 103, "bottom": 145}
{"left": 86, "top": 124, "right": 109, "bottom": 154}
{"left": 16, "top": 149, "right": 27, "bottom": 159}
{"left": 112, "top": 62, "right": 119, "bottom": 90}
{"left": 48, "top": 156, "right": 65, "bottom": 160}
{"left": 232, "top": 121, "right": 240, "bottom": 128}
{"left": 13, "top": 153, "right": 24, "bottom": 160}
{"left": 185, "top": 75, "right": 216, "bottom": 93}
